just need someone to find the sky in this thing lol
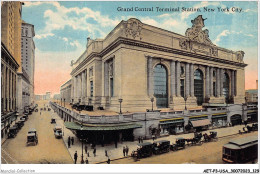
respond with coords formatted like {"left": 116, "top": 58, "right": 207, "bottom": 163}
{"left": 21, "top": 1, "right": 258, "bottom": 95}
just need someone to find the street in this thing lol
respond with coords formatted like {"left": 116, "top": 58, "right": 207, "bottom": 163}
{"left": 1, "top": 101, "right": 73, "bottom": 164}
{"left": 112, "top": 131, "right": 258, "bottom": 164}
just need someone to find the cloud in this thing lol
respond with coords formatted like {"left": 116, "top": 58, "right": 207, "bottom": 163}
{"left": 62, "top": 37, "right": 68, "bottom": 42}
{"left": 38, "top": 2, "right": 120, "bottom": 39}
{"left": 35, "top": 33, "right": 54, "bottom": 39}
{"left": 69, "top": 40, "right": 80, "bottom": 47}
{"left": 214, "top": 30, "right": 254, "bottom": 44}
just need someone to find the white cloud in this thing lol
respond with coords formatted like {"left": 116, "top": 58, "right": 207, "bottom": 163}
{"left": 35, "top": 33, "right": 54, "bottom": 39}
{"left": 69, "top": 40, "right": 80, "bottom": 47}
{"left": 62, "top": 37, "right": 68, "bottom": 42}
{"left": 214, "top": 30, "right": 230, "bottom": 44}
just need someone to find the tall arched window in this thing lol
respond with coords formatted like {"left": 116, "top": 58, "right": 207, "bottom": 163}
{"left": 194, "top": 69, "right": 204, "bottom": 105}
{"left": 154, "top": 64, "right": 168, "bottom": 108}
{"left": 223, "top": 73, "right": 230, "bottom": 102}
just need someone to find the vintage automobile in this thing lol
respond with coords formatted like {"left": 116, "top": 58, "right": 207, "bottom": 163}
{"left": 171, "top": 137, "right": 186, "bottom": 151}
{"left": 27, "top": 133, "right": 38, "bottom": 146}
{"left": 51, "top": 118, "right": 56, "bottom": 124}
{"left": 153, "top": 140, "right": 170, "bottom": 154}
{"left": 8, "top": 126, "right": 18, "bottom": 138}
{"left": 131, "top": 142, "right": 154, "bottom": 159}
{"left": 22, "top": 114, "right": 28, "bottom": 121}
{"left": 28, "top": 128, "right": 38, "bottom": 138}
{"left": 53, "top": 125, "right": 63, "bottom": 138}
{"left": 35, "top": 108, "right": 38, "bottom": 112}
{"left": 185, "top": 132, "right": 203, "bottom": 145}
{"left": 48, "top": 108, "right": 51, "bottom": 111}
{"left": 15, "top": 121, "right": 24, "bottom": 130}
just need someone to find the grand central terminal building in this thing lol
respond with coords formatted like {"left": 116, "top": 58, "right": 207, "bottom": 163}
{"left": 69, "top": 15, "right": 246, "bottom": 112}
{"left": 55, "top": 15, "right": 252, "bottom": 143}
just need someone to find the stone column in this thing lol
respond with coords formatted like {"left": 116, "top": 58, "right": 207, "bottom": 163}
{"left": 205, "top": 66, "right": 210, "bottom": 98}
{"left": 185, "top": 63, "right": 190, "bottom": 97}
{"left": 170, "top": 60, "right": 176, "bottom": 97}
{"left": 176, "top": 61, "right": 181, "bottom": 97}
{"left": 82, "top": 71, "right": 85, "bottom": 98}
{"left": 9, "top": 71, "right": 13, "bottom": 110}
{"left": 216, "top": 68, "right": 220, "bottom": 97}
{"left": 234, "top": 70, "right": 237, "bottom": 96}
{"left": 148, "top": 57, "right": 154, "bottom": 96}
{"left": 231, "top": 70, "right": 235, "bottom": 97}
{"left": 190, "top": 63, "right": 194, "bottom": 97}
{"left": 210, "top": 67, "right": 214, "bottom": 97}
{"left": 6, "top": 69, "right": 10, "bottom": 111}
{"left": 220, "top": 69, "right": 223, "bottom": 96}
{"left": 104, "top": 61, "right": 109, "bottom": 96}
{"left": 2, "top": 65, "right": 6, "bottom": 111}
{"left": 74, "top": 76, "right": 77, "bottom": 101}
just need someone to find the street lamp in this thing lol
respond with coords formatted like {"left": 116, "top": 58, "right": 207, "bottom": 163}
{"left": 61, "top": 98, "right": 62, "bottom": 106}
{"left": 150, "top": 98, "right": 154, "bottom": 111}
{"left": 184, "top": 96, "right": 187, "bottom": 110}
{"left": 118, "top": 98, "right": 123, "bottom": 114}
{"left": 64, "top": 99, "right": 65, "bottom": 107}
{"left": 80, "top": 119, "right": 84, "bottom": 164}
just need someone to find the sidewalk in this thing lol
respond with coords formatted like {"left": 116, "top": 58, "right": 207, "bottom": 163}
{"left": 51, "top": 109, "right": 246, "bottom": 164}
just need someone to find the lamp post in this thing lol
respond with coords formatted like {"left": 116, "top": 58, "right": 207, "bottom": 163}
{"left": 88, "top": 98, "right": 92, "bottom": 105}
{"left": 80, "top": 119, "right": 84, "bottom": 164}
{"left": 150, "top": 98, "right": 154, "bottom": 111}
{"left": 184, "top": 96, "right": 187, "bottom": 110}
{"left": 118, "top": 98, "right": 123, "bottom": 114}
{"left": 64, "top": 99, "right": 65, "bottom": 107}
{"left": 61, "top": 98, "right": 62, "bottom": 106}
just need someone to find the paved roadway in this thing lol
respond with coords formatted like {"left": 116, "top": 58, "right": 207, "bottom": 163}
{"left": 112, "top": 131, "right": 258, "bottom": 164}
{"left": 1, "top": 101, "right": 73, "bottom": 164}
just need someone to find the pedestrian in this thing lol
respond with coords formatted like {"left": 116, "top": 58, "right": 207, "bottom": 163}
{"left": 138, "top": 136, "right": 141, "bottom": 143}
{"left": 87, "top": 152, "right": 90, "bottom": 157}
{"left": 107, "top": 157, "right": 110, "bottom": 164}
{"left": 126, "top": 146, "right": 129, "bottom": 156}
{"left": 68, "top": 136, "right": 71, "bottom": 148}
{"left": 141, "top": 136, "right": 143, "bottom": 143}
{"left": 105, "top": 150, "right": 108, "bottom": 157}
{"left": 123, "top": 146, "right": 126, "bottom": 157}
{"left": 85, "top": 157, "right": 89, "bottom": 164}
{"left": 152, "top": 135, "right": 155, "bottom": 141}
{"left": 71, "top": 137, "right": 74, "bottom": 145}
{"left": 85, "top": 144, "right": 88, "bottom": 154}
{"left": 93, "top": 147, "right": 96, "bottom": 157}
{"left": 74, "top": 151, "right": 78, "bottom": 164}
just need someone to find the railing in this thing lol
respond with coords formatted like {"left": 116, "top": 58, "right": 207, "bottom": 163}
{"left": 50, "top": 102, "right": 229, "bottom": 124}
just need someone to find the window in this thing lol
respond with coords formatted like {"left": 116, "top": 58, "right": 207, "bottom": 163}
{"left": 90, "top": 81, "right": 93, "bottom": 97}
{"left": 110, "top": 78, "right": 114, "bottom": 97}
{"left": 181, "top": 66, "right": 184, "bottom": 75}
{"left": 213, "top": 82, "right": 216, "bottom": 97}
{"left": 180, "top": 79, "right": 184, "bottom": 97}
{"left": 213, "top": 70, "right": 216, "bottom": 77}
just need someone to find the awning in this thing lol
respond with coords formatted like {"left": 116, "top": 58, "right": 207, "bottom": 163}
{"left": 189, "top": 115, "right": 208, "bottom": 121}
{"left": 191, "top": 119, "right": 211, "bottom": 127}
{"left": 160, "top": 118, "right": 184, "bottom": 125}
{"left": 212, "top": 113, "right": 227, "bottom": 119}
{"left": 65, "top": 122, "right": 142, "bottom": 131}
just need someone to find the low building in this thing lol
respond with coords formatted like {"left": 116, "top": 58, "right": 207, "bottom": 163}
{"left": 245, "top": 89, "right": 258, "bottom": 103}
{"left": 60, "top": 79, "right": 71, "bottom": 104}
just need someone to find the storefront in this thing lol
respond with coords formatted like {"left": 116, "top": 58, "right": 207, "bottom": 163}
{"left": 188, "top": 115, "right": 210, "bottom": 132}
{"left": 247, "top": 110, "right": 258, "bottom": 123}
{"left": 230, "top": 114, "right": 242, "bottom": 126}
{"left": 211, "top": 113, "right": 227, "bottom": 127}
{"left": 65, "top": 122, "right": 142, "bottom": 145}
{"left": 159, "top": 117, "right": 184, "bottom": 135}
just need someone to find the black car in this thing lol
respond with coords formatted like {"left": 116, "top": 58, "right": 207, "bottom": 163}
{"left": 153, "top": 140, "right": 170, "bottom": 154}
{"left": 8, "top": 126, "right": 18, "bottom": 138}
{"left": 132, "top": 142, "right": 154, "bottom": 159}
{"left": 171, "top": 137, "right": 186, "bottom": 151}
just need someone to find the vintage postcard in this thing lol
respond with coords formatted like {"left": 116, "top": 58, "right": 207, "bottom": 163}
{"left": 1, "top": 1, "right": 258, "bottom": 173}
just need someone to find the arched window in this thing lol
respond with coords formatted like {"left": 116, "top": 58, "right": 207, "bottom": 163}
{"left": 194, "top": 69, "right": 204, "bottom": 105}
{"left": 154, "top": 64, "right": 168, "bottom": 108}
{"left": 223, "top": 73, "right": 230, "bottom": 102}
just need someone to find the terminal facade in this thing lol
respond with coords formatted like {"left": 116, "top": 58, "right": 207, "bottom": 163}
{"left": 69, "top": 15, "right": 246, "bottom": 113}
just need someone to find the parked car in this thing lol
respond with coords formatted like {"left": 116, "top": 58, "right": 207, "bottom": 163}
{"left": 171, "top": 137, "right": 186, "bottom": 151}
{"left": 8, "top": 126, "right": 18, "bottom": 138}
{"left": 131, "top": 142, "right": 154, "bottom": 159}
{"left": 153, "top": 140, "right": 170, "bottom": 154}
